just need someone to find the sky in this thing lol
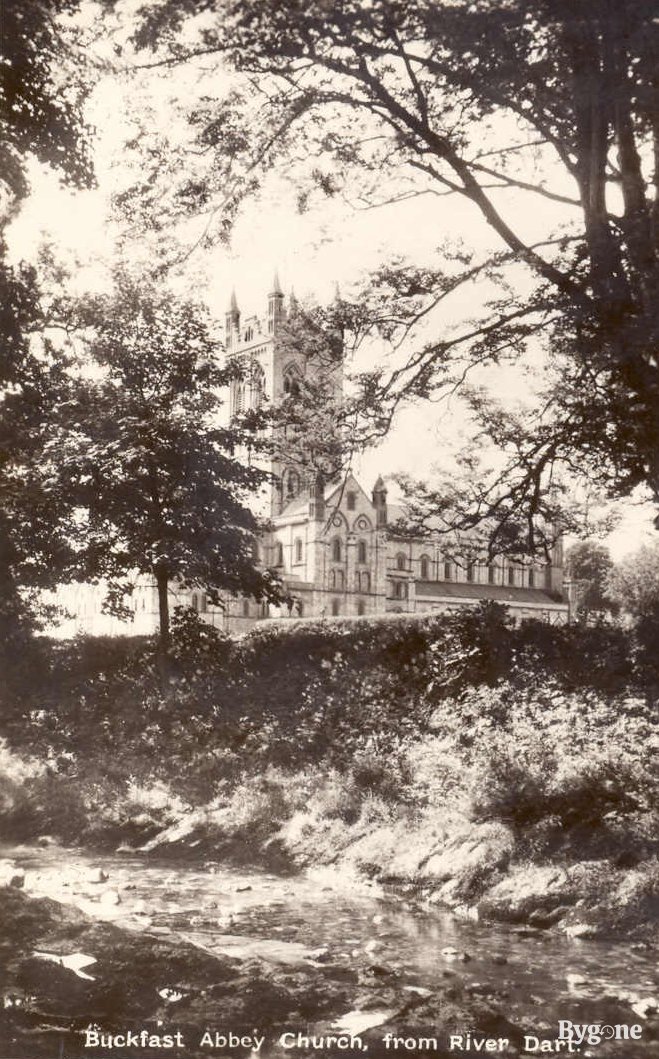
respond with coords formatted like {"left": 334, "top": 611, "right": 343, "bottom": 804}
{"left": 7, "top": 2, "right": 658, "bottom": 563}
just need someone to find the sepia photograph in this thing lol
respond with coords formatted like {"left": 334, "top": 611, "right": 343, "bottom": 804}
{"left": 2, "top": 1, "right": 659, "bottom": 1056}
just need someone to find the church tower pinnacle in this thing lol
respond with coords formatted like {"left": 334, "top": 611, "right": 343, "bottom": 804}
{"left": 268, "top": 270, "right": 285, "bottom": 335}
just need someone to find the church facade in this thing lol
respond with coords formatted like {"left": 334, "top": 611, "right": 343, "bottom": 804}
{"left": 59, "top": 281, "right": 568, "bottom": 637}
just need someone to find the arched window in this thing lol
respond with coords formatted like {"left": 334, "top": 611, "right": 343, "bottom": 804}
{"left": 276, "top": 542, "right": 284, "bottom": 567}
{"left": 285, "top": 469, "right": 300, "bottom": 499}
{"left": 393, "top": 580, "right": 408, "bottom": 600}
{"left": 347, "top": 491, "right": 356, "bottom": 511}
{"left": 396, "top": 553, "right": 407, "bottom": 571}
{"left": 191, "top": 593, "right": 199, "bottom": 611}
{"left": 199, "top": 593, "right": 207, "bottom": 613}
{"left": 357, "top": 600, "right": 366, "bottom": 616}
{"left": 331, "top": 599, "right": 340, "bottom": 616}
{"left": 332, "top": 538, "right": 342, "bottom": 562}
{"left": 251, "top": 365, "right": 265, "bottom": 408}
{"left": 443, "top": 561, "right": 452, "bottom": 581}
{"left": 508, "top": 566, "right": 515, "bottom": 586}
{"left": 234, "top": 382, "right": 246, "bottom": 413}
{"left": 294, "top": 538, "right": 303, "bottom": 563}
{"left": 528, "top": 568, "right": 535, "bottom": 588}
{"left": 242, "top": 599, "right": 250, "bottom": 617}
{"left": 357, "top": 540, "right": 367, "bottom": 563}
{"left": 361, "top": 571, "right": 371, "bottom": 592}
{"left": 335, "top": 569, "right": 345, "bottom": 589}
{"left": 466, "top": 562, "right": 475, "bottom": 583}
{"left": 420, "top": 555, "right": 430, "bottom": 580}
{"left": 488, "top": 565, "right": 496, "bottom": 585}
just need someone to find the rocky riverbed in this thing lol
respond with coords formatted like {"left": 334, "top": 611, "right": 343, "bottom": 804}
{"left": 1, "top": 845, "right": 659, "bottom": 1058}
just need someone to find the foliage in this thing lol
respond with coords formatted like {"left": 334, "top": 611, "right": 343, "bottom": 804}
{"left": 124, "top": 0, "right": 659, "bottom": 550}
{"left": 58, "top": 275, "right": 284, "bottom": 648}
{"left": 1, "top": 0, "right": 92, "bottom": 642}
{"left": 0, "top": 0, "right": 93, "bottom": 211}
{"left": 564, "top": 540, "right": 618, "bottom": 623}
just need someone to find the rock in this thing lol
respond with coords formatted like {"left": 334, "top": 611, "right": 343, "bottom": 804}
{"left": 86, "top": 868, "right": 109, "bottom": 884}
{"left": 35, "top": 835, "right": 56, "bottom": 848}
{"left": 491, "top": 955, "right": 508, "bottom": 966}
{"left": 441, "top": 947, "right": 472, "bottom": 962}
{"left": 236, "top": 885, "right": 252, "bottom": 893}
{"left": 566, "top": 974, "right": 588, "bottom": 987}
{"left": 630, "top": 998, "right": 659, "bottom": 1019}
{"left": 99, "top": 889, "right": 121, "bottom": 906}
{"left": 307, "top": 947, "right": 332, "bottom": 963}
{"left": 158, "top": 987, "right": 186, "bottom": 1003}
{"left": 565, "top": 923, "right": 597, "bottom": 939}
{"left": 0, "top": 862, "right": 25, "bottom": 889}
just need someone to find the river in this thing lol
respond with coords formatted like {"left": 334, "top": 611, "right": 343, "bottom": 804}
{"left": 3, "top": 844, "right": 659, "bottom": 1058}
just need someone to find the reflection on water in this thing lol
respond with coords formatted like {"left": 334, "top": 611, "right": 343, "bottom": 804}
{"left": 6, "top": 844, "right": 659, "bottom": 1056}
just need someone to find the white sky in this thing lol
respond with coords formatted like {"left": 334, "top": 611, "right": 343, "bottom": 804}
{"left": 7, "top": 5, "right": 657, "bottom": 563}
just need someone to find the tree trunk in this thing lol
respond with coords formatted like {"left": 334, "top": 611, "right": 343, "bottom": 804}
{"left": 155, "top": 564, "right": 171, "bottom": 683}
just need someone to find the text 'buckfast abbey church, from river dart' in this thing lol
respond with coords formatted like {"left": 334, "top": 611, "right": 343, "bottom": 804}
{"left": 63, "top": 279, "right": 568, "bottom": 636}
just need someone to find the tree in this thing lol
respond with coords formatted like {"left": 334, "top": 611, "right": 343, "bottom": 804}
{"left": 60, "top": 277, "right": 284, "bottom": 658}
{"left": 564, "top": 540, "right": 618, "bottom": 623}
{"left": 606, "top": 543, "right": 659, "bottom": 622}
{"left": 123, "top": 0, "right": 659, "bottom": 554}
{"left": 0, "top": 1, "right": 93, "bottom": 642}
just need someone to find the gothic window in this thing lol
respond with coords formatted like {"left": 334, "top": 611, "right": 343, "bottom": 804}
{"left": 347, "top": 491, "right": 356, "bottom": 511}
{"left": 261, "top": 601, "right": 269, "bottom": 618}
{"left": 528, "top": 569, "right": 535, "bottom": 588}
{"left": 191, "top": 593, "right": 199, "bottom": 611}
{"left": 244, "top": 326, "right": 254, "bottom": 342}
{"left": 393, "top": 580, "right": 408, "bottom": 600}
{"left": 466, "top": 562, "right": 475, "bottom": 583}
{"left": 331, "top": 599, "right": 340, "bottom": 616}
{"left": 234, "top": 382, "right": 247, "bottom": 414}
{"left": 357, "top": 540, "right": 367, "bottom": 564}
{"left": 286, "top": 470, "right": 300, "bottom": 498}
{"left": 334, "top": 569, "right": 344, "bottom": 589}
{"left": 508, "top": 566, "right": 515, "bottom": 586}
{"left": 357, "top": 600, "right": 366, "bottom": 616}
{"left": 199, "top": 593, "right": 207, "bottom": 613}
{"left": 396, "top": 553, "right": 407, "bottom": 571}
{"left": 361, "top": 571, "right": 371, "bottom": 592}
{"left": 488, "top": 565, "right": 496, "bottom": 584}
{"left": 420, "top": 555, "right": 430, "bottom": 580}
{"left": 251, "top": 365, "right": 265, "bottom": 408}
{"left": 243, "top": 599, "right": 250, "bottom": 617}
{"left": 332, "top": 538, "right": 342, "bottom": 562}
{"left": 294, "top": 538, "right": 303, "bottom": 563}
{"left": 444, "top": 561, "right": 452, "bottom": 580}
{"left": 276, "top": 542, "right": 284, "bottom": 567}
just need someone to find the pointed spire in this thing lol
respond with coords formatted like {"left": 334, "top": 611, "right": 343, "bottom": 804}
{"left": 270, "top": 269, "right": 283, "bottom": 296}
{"left": 289, "top": 286, "right": 299, "bottom": 310}
{"left": 373, "top": 475, "right": 387, "bottom": 493}
{"left": 228, "top": 288, "right": 239, "bottom": 312}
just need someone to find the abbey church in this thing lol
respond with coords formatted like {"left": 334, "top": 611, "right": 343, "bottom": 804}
{"left": 62, "top": 280, "right": 568, "bottom": 636}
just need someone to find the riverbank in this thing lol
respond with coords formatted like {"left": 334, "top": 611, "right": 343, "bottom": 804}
{"left": 1, "top": 608, "right": 658, "bottom": 942}
{"left": 2, "top": 844, "right": 659, "bottom": 1059}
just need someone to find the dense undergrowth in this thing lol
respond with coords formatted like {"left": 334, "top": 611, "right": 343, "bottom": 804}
{"left": 1, "top": 604, "right": 659, "bottom": 935}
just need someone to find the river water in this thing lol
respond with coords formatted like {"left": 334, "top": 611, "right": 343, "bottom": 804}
{"left": 5, "top": 844, "right": 659, "bottom": 1058}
